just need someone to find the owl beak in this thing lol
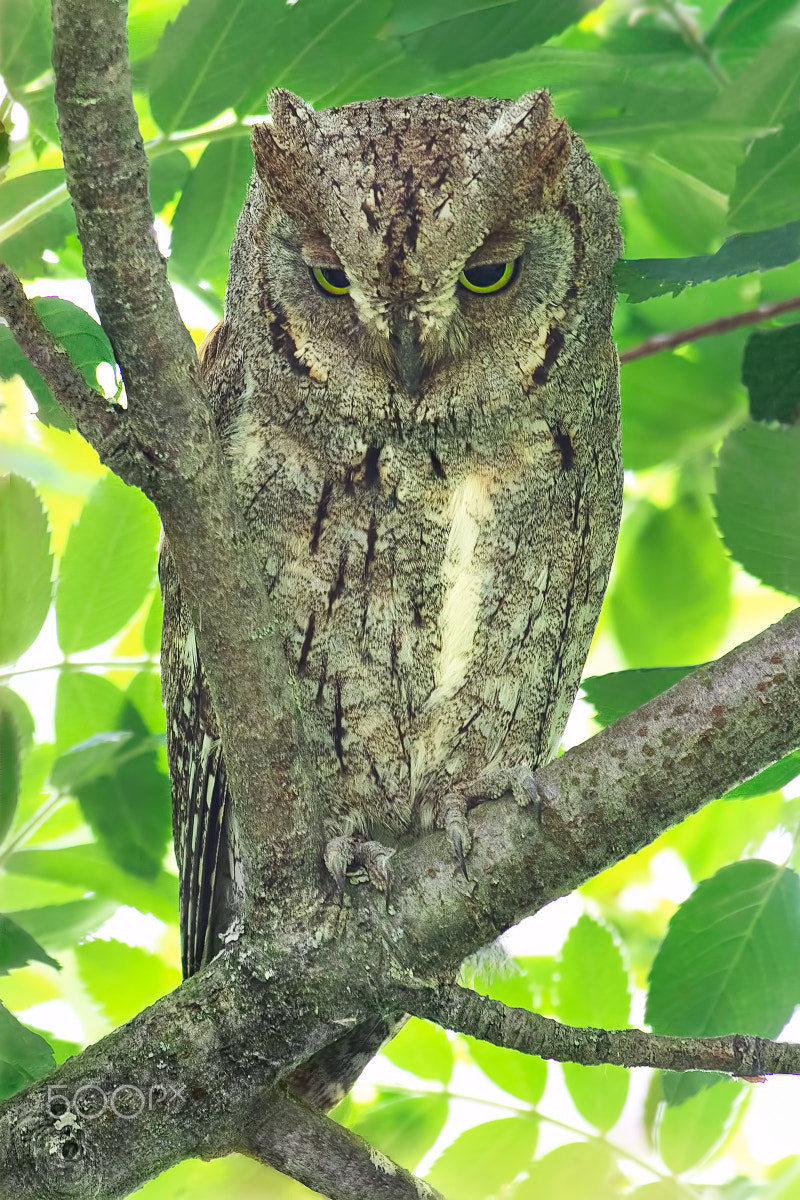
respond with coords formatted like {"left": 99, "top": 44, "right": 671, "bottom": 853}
{"left": 389, "top": 319, "right": 423, "bottom": 397}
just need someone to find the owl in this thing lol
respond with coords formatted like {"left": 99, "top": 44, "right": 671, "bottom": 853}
{"left": 160, "top": 88, "right": 622, "bottom": 1107}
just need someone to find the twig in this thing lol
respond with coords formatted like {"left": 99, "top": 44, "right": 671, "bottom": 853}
{"left": 0, "top": 261, "right": 122, "bottom": 446}
{"left": 242, "top": 1090, "right": 447, "bottom": 1200}
{"left": 657, "top": 0, "right": 730, "bottom": 87}
{"left": 404, "top": 984, "right": 800, "bottom": 1078}
{"left": 620, "top": 294, "right": 800, "bottom": 363}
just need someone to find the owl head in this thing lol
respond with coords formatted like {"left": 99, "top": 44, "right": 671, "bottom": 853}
{"left": 226, "top": 90, "right": 620, "bottom": 426}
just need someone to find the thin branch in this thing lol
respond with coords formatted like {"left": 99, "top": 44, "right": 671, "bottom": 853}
{"left": 242, "top": 1090, "right": 447, "bottom": 1200}
{"left": 0, "top": 261, "right": 122, "bottom": 446}
{"left": 657, "top": 0, "right": 730, "bottom": 87}
{"left": 49, "top": 0, "right": 320, "bottom": 898}
{"left": 620, "top": 294, "right": 800, "bottom": 363}
{"left": 404, "top": 984, "right": 800, "bottom": 1078}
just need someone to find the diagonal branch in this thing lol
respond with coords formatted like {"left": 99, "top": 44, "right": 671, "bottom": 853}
{"left": 48, "top": 0, "right": 320, "bottom": 896}
{"left": 242, "top": 1090, "right": 447, "bottom": 1200}
{"left": 619, "top": 294, "right": 800, "bottom": 364}
{"left": 382, "top": 607, "right": 800, "bottom": 976}
{"left": 402, "top": 984, "right": 800, "bottom": 1078}
{"left": 0, "top": 262, "right": 123, "bottom": 448}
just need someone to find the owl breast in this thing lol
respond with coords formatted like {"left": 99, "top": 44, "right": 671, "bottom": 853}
{"left": 222, "top": 387, "right": 608, "bottom": 844}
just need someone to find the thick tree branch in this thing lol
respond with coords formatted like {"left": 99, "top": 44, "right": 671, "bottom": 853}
{"left": 381, "top": 608, "right": 800, "bottom": 977}
{"left": 403, "top": 984, "right": 800, "bottom": 1078}
{"left": 2, "top": 610, "right": 799, "bottom": 1197}
{"left": 242, "top": 1090, "right": 447, "bottom": 1200}
{"left": 619, "top": 294, "right": 800, "bottom": 363}
{"left": 48, "top": 0, "right": 320, "bottom": 898}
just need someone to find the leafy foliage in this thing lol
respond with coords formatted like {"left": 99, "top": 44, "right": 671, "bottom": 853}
{"left": 1, "top": 0, "right": 800, "bottom": 1196}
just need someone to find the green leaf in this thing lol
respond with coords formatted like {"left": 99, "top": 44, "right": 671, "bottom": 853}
{"left": 558, "top": 916, "right": 631, "bottom": 1029}
{"left": 615, "top": 218, "right": 800, "bottom": 301}
{"left": 56, "top": 473, "right": 160, "bottom": 653}
{"left": 150, "top": 0, "right": 266, "bottom": 132}
{"left": 426, "top": 1117, "right": 537, "bottom": 1200}
{"left": 0, "top": 707, "right": 21, "bottom": 848}
{"left": 394, "top": 0, "right": 597, "bottom": 74}
{"left": 4, "top": 846, "right": 178, "bottom": 923}
{"left": 714, "top": 422, "right": 800, "bottom": 598}
{"left": 383, "top": 1018, "right": 453, "bottom": 1084}
{"left": 708, "top": 0, "right": 800, "bottom": 46}
{"left": 55, "top": 671, "right": 126, "bottom": 754}
{"left": 148, "top": 149, "right": 192, "bottom": 212}
{"left": 128, "top": 0, "right": 187, "bottom": 63}
{"left": 75, "top": 939, "right": 180, "bottom": 1025}
{"left": 742, "top": 322, "right": 800, "bottom": 424}
{"left": 142, "top": 589, "right": 163, "bottom": 656}
{"left": 0, "top": 1000, "right": 54, "bottom": 1099}
{"left": 658, "top": 1077, "right": 740, "bottom": 1171}
{"left": 513, "top": 1140, "right": 621, "bottom": 1200}
{"left": 0, "top": 0, "right": 57, "bottom": 143}
{"left": 0, "top": 0, "right": 52, "bottom": 88}
{"left": 150, "top": 0, "right": 388, "bottom": 132}
{"left": 169, "top": 137, "right": 254, "bottom": 299}
{"left": 464, "top": 1036, "right": 547, "bottom": 1105}
{"left": 126, "top": 670, "right": 165, "bottom": 731}
{"left": 0, "top": 687, "right": 34, "bottom": 750}
{"left": 0, "top": 170, "right": 75, "bottom": 282}
{"left": 608, "top": 498, "right": 733, "bottom": 667}
{"left": 708, "top": 30, "right": 800, "bottom": 125}
{"left": 0, "top": 474, "right": 52, "bottom": 664}
{"left": 346, "top": 1089, "right": 448, "bottom": 1172}
{"left": 621, "top": 349, "right": 742, "bottom": 470}
{"left": 558, "top": 916, "right": 630, "bottom": 1130}
{"left": 235, "top": 0, "right": 391, "bottom": 113}
{"left": 0, "top": 913, "right": 60, "bottom": 973}
{"left": 0, "top": 296, "right": 114, "bottom": 429}
{"left": 725, "top": 750, "right": 800, "bottom": 798}
{"left": 50, "top": 731, "right": 136, "bottom": 792}
{"left": 74, "top": 703, "right": 171, "bottom": 880}
{"left": 6, "top": 897, "right": 117, "bottom": 952}
{"left": 583, "top": 666, "right": 699, "bottom": 727}
{"left": 728, "top": 114, "right": 800, "bottom": 233}
{"left": 647, "top": 860, "right": 800, "bottom": 1039}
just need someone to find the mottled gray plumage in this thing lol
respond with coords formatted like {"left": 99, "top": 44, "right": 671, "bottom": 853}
{"left": 160, "top": 89, "right": 622, "bottom": 1107}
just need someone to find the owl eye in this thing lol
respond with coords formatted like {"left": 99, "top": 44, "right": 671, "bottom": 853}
{"left": 459, "top": 260, "right": 517, "bottom": 294}
{"left": 312, "top": 266, "right": 350, "bottom": 295}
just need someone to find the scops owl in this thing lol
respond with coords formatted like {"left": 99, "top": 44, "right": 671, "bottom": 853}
{"left": 160, "top": 88, "right": 622, "bottom": 1105}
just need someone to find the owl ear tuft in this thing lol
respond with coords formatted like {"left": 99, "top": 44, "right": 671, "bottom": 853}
{"left": 484, "top": 91, "right": 571, "bottom": 208}
{"left": 252, "top": 92, "right": 321, "bottom": 215}
{"left": 267, "top": 89, "right": 317, "bottom": 145}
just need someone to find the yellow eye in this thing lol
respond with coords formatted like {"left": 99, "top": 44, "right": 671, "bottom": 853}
{"left": 312, "top": 265, "right": 350, "bottom": 295}
{"left": 459, "top": 260, "right": 517, "bottom": 294}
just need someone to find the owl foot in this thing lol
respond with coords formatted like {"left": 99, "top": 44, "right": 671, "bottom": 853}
{"left": 435, "top": 764, "right": 544, "bottom": 877}
{"left": 324, "top": 835, "right": 396, "bottom": 907}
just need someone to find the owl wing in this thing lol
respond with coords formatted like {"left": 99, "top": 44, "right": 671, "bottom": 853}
{"left": 160, "top": 540, "right": 232, "bottom": 977}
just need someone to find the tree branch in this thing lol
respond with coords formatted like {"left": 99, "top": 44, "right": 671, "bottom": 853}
{"left": 0, "top": 262, "right": 123, "bottom": 448}
{"left": 403, "top": 984, "right": 800, "bottom": 1078}
{"left": 2, "top": 610, "right": 799, "bottom": 1197}
{"left": 48, "top": 0, "right": 320, "bottom": 898}
{"left": 381, "top": 608, "right": 800, "bottom": 977}
{"left": 619, "top": 295, "right": 800, "bottom": 364}
{"left": 242, "top": 1090, "right": 447, "bottom": 1200}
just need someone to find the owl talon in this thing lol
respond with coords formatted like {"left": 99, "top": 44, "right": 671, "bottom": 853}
{"left": 324, "top": 834, "right": 395, "bottom": 905}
